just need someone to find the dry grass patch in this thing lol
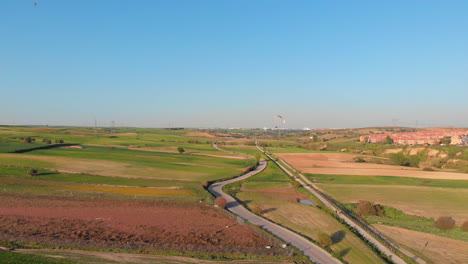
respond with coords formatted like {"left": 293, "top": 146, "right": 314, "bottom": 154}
{"left": 66, "top": 185, "right": 192, "bottom": 196}
{"left": 374, "top": 224, "right": 468, "bottom": 264}
{"left": 236, "top": 191, "right": 385, "bottom": 264}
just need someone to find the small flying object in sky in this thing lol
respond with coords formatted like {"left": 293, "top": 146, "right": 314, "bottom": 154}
{"left": 274, "top": 115, "right": 286, "bottom": 124}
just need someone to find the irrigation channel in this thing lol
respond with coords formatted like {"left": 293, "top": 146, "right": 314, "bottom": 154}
{"left": 256, "top": 142, "right": 427, "bottom": 264}
{"left": 207, "top": 158, "right": 341, "bottom": 264}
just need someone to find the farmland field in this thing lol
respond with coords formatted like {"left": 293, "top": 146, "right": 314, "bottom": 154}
{"left": 0, "top": 195, "right": 283, "bottom": 256}
{"left": 277, "top": 153, "right": 468, "bottom": 180}
{"left": 274, "top": 151, "right": 468, "bottom": 263}
{"left": 0, "top": 127, "right": 298, "bottom": 263}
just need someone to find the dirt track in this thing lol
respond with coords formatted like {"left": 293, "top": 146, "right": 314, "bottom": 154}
{"left": 16, "top": 249, "right": 293, "bottom": 264}
{"left": 277, "top": 153, "right": 468, "bottom": 180}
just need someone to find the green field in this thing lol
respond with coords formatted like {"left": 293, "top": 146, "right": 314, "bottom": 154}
{"left": 0, "top": 250, "right": 72, "bottom": 264}
{"left": 345, "top": 204, "right": 468, "bottom": 242}
{"left": 307, "top": 173, "right": 468, "bottom": 189}
{"left": 0, "top": 129, "right": 256, "bottom": 202}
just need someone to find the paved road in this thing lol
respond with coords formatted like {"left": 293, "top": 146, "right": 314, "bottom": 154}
{"left": 257, "top": 145, "right": 418, "bottom": 264}
{"left": 208, "top": 159, "right": 341, "bottom": 264}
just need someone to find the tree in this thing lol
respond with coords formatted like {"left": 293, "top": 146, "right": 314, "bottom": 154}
{"left": 385, "top": 136, "right": 394, "bottom": 144}
{"left": 440, "top": 136, "right": 451, "bottom": 145}
{"left": 254, "top": 153, "right": 261, "bottom": 165}
{"left": 27, "top": 169, "right": 38, "bottom": 176}
{"left": 312, "top": 135, "right": 319, "bottom": 142}
{"left": 317, "top": 232, "right": 332, "bottom": 248}
{"left": 177, "top": 147, "right": 185, "bottom": 154}
{"left": 435, "top": 216, "right": 455, "bottom": 230}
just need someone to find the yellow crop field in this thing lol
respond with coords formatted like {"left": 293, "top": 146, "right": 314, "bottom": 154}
{"left": 66, "top": 185, "right": 193, "bottom": 196}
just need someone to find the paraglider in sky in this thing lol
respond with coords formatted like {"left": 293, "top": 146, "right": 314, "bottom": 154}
{"left": 274, "top": 115, "right": 286, "bottom": 124}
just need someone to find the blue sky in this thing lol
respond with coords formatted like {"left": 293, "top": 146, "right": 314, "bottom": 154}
{"left": 1, "top": 0, "right": 467, "bottom": 128}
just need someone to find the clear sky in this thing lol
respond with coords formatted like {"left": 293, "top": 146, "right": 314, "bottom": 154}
{"left": 1, "top": 0, "right": 467, "bottom": 128}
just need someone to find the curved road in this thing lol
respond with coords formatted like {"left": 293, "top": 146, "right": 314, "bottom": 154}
{"left": 208, "top": 159, "right": 341, "bottom": 264}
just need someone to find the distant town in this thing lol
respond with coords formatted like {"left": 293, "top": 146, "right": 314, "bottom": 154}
{"left": 361, "top": 129, "right": 468, "bottom": 145}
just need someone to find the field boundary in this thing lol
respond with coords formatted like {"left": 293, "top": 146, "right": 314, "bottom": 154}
{"left": 10, "top": 144, "right": 81, "bottom": 153}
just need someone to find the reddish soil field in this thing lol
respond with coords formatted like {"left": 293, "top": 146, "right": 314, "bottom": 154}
{"left": 0, "top": 194, "right": 285, "bottom": 256}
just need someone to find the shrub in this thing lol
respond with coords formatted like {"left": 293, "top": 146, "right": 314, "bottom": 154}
{"left": 290, "top": 181, "right": 301, "bottom": 188}
{"left": 422, "top": 167, "right": 434, "bottom": 171}
{"left": 390, "top": 152, "right": 425, "bottom": 167}
{"left": 461, "top": 221, "right": 468, "bottom": 232}
{"left": 177, "top": 147, "right": 185, "bottom": 154}
{"left": 356, "top": 201, "right": 385, "bottom": 216}
{"left": 27, "top": 169, "right": 38, "bottom": 176}
{"left": 390, "top": 153, "right": 411, "bottom": 166}
{"left": 316, "top": 232, "right": 332, "bottom": 248}
{"left": 214, "top": 197, "right": 227, "bottom": 209}
{"left": 434, "top": 216, "right": 456, "bottom": 230}
{"left": 353, "top": 157, "right": 366, "bottom": 163}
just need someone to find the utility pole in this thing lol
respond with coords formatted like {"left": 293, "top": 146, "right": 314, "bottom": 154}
{"left": 94, "top": 118, "right": 98, "bottom": 137}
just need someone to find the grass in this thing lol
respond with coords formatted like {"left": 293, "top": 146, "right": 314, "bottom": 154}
{"left": 0, "top": 146, "right": 254, "bottom": 182}
{"left": 0, "top": 128, "right": 257, "bottom": 203}
{"left": 306, "top": 173, "right": 468, "bottom": 189}
{"left": 318, "top": 184, "right": 468, "bottom": 228}
{"left": 0, "top": 167, "right": 197, "bottom": 188}
{"left": 247, "top": 159, "right": 291, "bottom": 183}
{"left": 0, "top": 172, "right": 206, "bottom": 203}
{"left": 0, "top": 250, "right": 73, "bottom": 264}
{"left": 0, "top": 141, "right": 48, "bottom": 153}
{"left": 344, "top": 204, "right": 468, "bottom": 242}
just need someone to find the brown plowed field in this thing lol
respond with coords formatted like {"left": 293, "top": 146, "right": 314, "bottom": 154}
{"left": 0, "top": 194, "right": 285, "bottom": 256}
{"left": 277, "top": 153, "right": 468, "bottom": 180}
